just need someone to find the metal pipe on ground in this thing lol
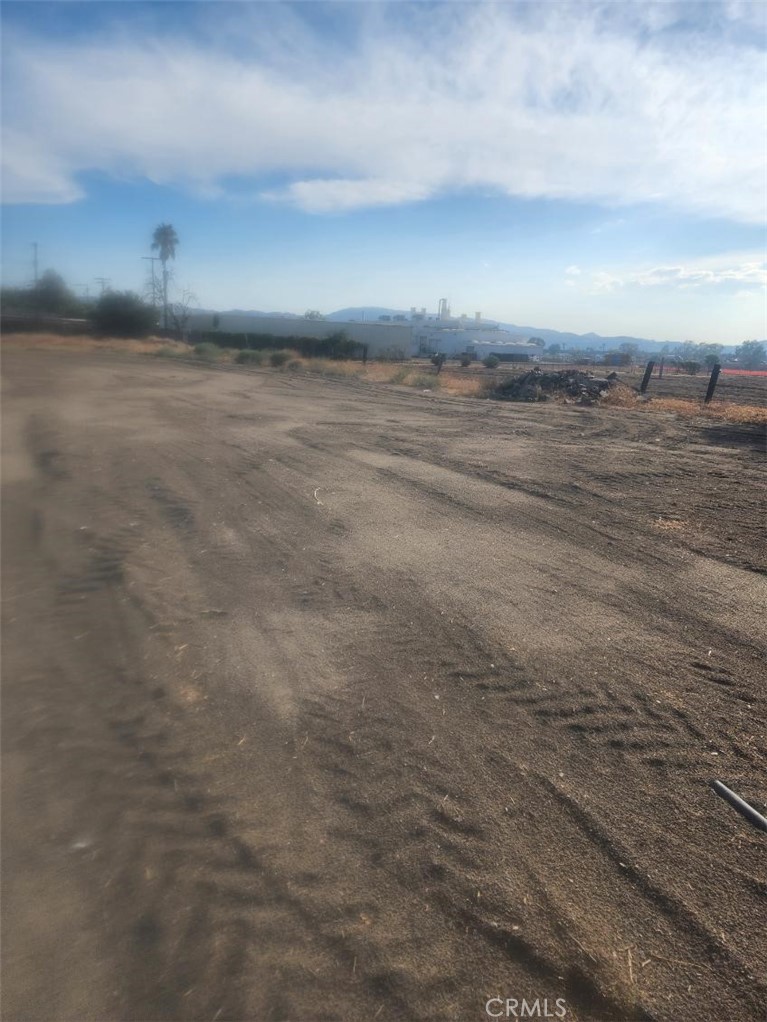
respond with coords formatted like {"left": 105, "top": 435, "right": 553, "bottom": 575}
{"left": 711, "top": 780, "right": 767, "bottom": 833}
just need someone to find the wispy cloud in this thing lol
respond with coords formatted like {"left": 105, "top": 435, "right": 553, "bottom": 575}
{"left": 262, "top": 178, "right": 432, "bottom": 214}
{"left": 586, "top": 255, "right": 767, "bottom": 294}
{"left": 2, "top": 2, "right": 765, "bottom": 220}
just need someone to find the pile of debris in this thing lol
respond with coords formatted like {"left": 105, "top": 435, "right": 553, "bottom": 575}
{"left": 489, "top": 368, "right": 622, "bottom": 404}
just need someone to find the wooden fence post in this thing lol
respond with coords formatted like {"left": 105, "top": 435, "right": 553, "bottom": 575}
{"left": 704, "top": 363, "right": 721, "bottom": 405}
{"left": 640, "top": 360, "right": 655, "bottom": 394}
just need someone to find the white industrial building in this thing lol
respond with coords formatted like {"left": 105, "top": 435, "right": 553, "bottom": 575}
{"left": 408, "top": 300, "right": 543, "bottom": 359}
{"left": 187, "top": 300, "right": 542, "bottom": 360}
{"left": 187, "top": 311, "right": 412, "bottom": 358}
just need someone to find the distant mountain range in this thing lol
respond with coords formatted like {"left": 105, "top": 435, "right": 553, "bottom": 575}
{"left": 214, "top": 309, "right": 302, "bottom": 319}
{"left": 201, "top": 306, "right": 742, "bottom": 352}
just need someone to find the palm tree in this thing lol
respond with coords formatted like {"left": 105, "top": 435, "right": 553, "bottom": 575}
{"left": 151, "top": 223, "right": 179, "bottom": 329}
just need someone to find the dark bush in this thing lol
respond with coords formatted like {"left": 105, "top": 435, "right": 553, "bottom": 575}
{"left": 188, "top": 329, "right": 362, "bottom": 359}
{"left": 322, "top": 331, "right": 359, "bottom": 359}
{"left": 483, "top": 354, "right": 500, "bottom": 369}
{"left": 269, "top": 350, "right": 292, "bottom": 367}
{"left": 460, "top": 355, "right": 472, "bottom": 367}
{"left": 90, "top": 291, "right": 157, "bottom": 338}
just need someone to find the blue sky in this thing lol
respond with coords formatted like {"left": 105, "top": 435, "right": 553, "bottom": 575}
{"left": 2, "top": 1, "right": 766, "bottom": 343}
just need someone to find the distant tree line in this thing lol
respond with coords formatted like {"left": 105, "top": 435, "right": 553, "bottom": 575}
{"left": 1, "top": 269, "right": 159, "bottom": 337}
{"left": 543, "top": 338, "right": 765, "bottom": 370}
{"left": 2, "top": 270, "right": 88, "bottom": 318}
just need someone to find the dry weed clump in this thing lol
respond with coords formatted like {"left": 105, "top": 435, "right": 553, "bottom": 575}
{"left": 601, "top": 384, "right": 640, "bottom": 408}
{"left": 308, "top": 358, "right": 363, "bottom": 379}
{"left": 438, "top": 374, "right": 487, "bottom": 398}
{"left": 359, "top": 362, "right": 401, "bottom": 384}
{"left": 646, "top": 397, "right": 767, "bottom": 426}
{"left": 600, "top": 380, "right": 766, "bottom": 425}
{"left": 350, "top": 362, "right": 434, "bottom": 387}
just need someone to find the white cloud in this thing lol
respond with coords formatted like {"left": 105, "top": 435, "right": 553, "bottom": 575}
{"left": 565, "top": 265, "right": 582, "bottom": 276}
{"left": 586, "top": 254, "right": 767, "bottom": 294}
{"left": 262, "top": 178, "right": 432, "bottom": 214}
{"left": 1, "top": 129, "right": 84, "bottom": 204}
{"left": 2, "top": 3, "right": 766, "bottom": 221}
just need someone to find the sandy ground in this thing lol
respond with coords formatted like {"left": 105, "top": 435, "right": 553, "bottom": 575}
{"left": 2, "top": 349, "right": 765, "bottom": 1022}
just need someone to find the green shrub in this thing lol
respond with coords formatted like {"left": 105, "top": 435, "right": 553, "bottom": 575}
{"left": 269, "top": 350, "right": 292, "bottom": 367}
{"left": 460, "top": 355, "right": 472, "bottom": 367}
{"left": 483, "top": 354, "right": 500, "bottom": 369}
{"left": 194, "top": 342, "right": 220, "bottom": 362}
{"left": 235, "top": 349, "right": 266, "bottom": 365}
{"left": 153, "top": 346, "right": 181, "bottom": 358}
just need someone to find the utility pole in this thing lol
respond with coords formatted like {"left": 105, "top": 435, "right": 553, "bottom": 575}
{"left": 142, "top": 256, "right": 161, "bottom": 307}
{"left": 94, "top": 277, "right": 111, "bottom": 295}
{"left": 32, "top": 242, "right": 39, "bottom": 286}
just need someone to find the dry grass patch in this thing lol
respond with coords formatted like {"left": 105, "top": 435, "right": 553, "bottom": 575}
{"left": 358, "top": 362, "right": 453, "bottom": 388}
{"left": 307, "top": 358, "right": 363, "bottom": 378}
{"left": 1, "top": 332, "right": 191, "bottom": 356}
{"left": 647, "top": 397, "right": 767, "bottom": 425}
{"left": 359, "top": 362, "right": 405, "bottom": 384}
{"left": 439, "top": 375, "right": 487, "bottom": 398}
{"left": 601, "top": 382, "right": 766, "bottom": 425}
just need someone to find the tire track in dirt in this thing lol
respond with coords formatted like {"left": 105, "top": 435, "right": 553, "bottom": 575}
{"left": 4, "top": 352, "right": 765, "bottom": 1022}
{"left": 6, "top": 409, "right": 407, "bottom": 1020}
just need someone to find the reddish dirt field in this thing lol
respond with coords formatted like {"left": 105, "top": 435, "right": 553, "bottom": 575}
{"left": 2, "top": 348, "right": 766, "bottom": 1022}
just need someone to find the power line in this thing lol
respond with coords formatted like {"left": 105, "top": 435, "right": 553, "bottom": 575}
{"left": 94, "top": 277, "right": 111, "bottom": 295}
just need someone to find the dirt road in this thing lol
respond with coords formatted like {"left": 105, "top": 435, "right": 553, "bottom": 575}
{"left": 2, "top": 349, "right": 765, "bottom": 1022}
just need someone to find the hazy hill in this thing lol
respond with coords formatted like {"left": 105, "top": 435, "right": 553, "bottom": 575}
{"left": 326, "top": 307, "right": 410, "bottom": 322}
